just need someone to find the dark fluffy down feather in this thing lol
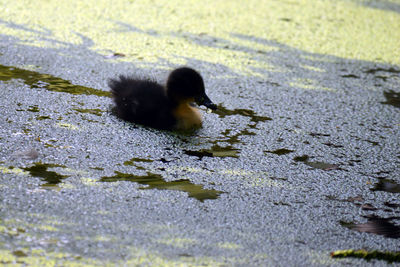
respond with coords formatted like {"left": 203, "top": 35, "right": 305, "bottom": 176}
{"left": 109, "top": 76, "right": 176, "bottom": 130}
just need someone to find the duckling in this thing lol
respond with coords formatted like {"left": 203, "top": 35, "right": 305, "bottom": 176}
{"left": 109, "top": 67, "right": 217, "bottom": 131}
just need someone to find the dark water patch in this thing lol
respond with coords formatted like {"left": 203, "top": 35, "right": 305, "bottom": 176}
{"left": 23, "top": 162, "right": 68, "bottom": 186}
{"left": 270, "top": 176, "right": 288, "bottom": 181}
{"left": 364, "top": 67, "right": 400, "bottom": 74}
{"left": 100, "top": 171, "right": 223, "bottom": 201}
{"left": 340, "top": 215, "right": 400, "bottom": 239}
{"left": 90, "top": 167, "right": 104, "bottom": 171}
{"left": 27, "top": 105, "right": 39, "bottom": 112}
{"left": 348, "top": 159, "right": 362, "bottom": 166}
{"left": 381, "top": 90, "right": 400, "bottom": 108}
{"left": 384, "top": 202, "right": 400, "bottom": 209}
{"left": 160, "top": 158, "right": 172, "bottom": 163}
{"left": 360, "top": 203, "right": 377, "bottom": 211}
{"left": 213, "top": 105, "right": 272, "bottom": 123}
{"left": 212, "top": 108, "right": 264, "bottom": 153}
{"left": 376, "top": 75, "right": 388, "bottom": 82}
{"left": 12, "top": 250, "right": 28, "bottom": 257}
{"left": 273, "top": 201, "right": 290, "bottom": 206}
{"left": 178, "top": 253, "right": 193, "bottom": 258}
{"left": 124, "top": 157, "right": 153, "bottom": 166}
{"left": 184, "top": 150, "right": 213, "bottom": 159}
{"left": 364, "top": 139, "right": 379, "bottom": 146}
{"left": 73, "top": 108, "right": 104, "bottom": 116}
{"left": 219, "top": 127, "right": 256, "bottom": 146}
{"left": 265, "top": 148, "right": 294, "bottom": 155}
{"left": 331, "top": 249, "right": 400, "bottom": 263}
{"left": 0, "top": 64, "right": 110, "bottom": 97}
{"left": 293, "top": 155, "right": 339, "bottom": 170}
{"left": 304, "top": 162, "right": 339, "bottom": 170}
{"left": 185, "top": 144, "right": 239, "bottom": 159}
{"left": 81, "top": 118, "right": 100, "bottom": 123}
{"left": 371, "top": 179, "right": 400, "bottom": 193}
{"left": 309, "top": 132, "right": 330, "bottom": 137}
{"left": 323, "top": 142, "right": 343, "bottom": 148}
{"left": 227, "top": 128, "right": 257, "bottom": 138}
{"left": 341, "top": 74, "right": 360, "bottom": 79}
{"left": 293, "top": 155, "right": 309, "bottom": 162}
{"left": 36, "top": 115, "right": 51, "bottom": 120}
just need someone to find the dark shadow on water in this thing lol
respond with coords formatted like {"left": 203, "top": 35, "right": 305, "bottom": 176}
{"left": 100, "top": 171, "right": 223, "bottom": 202}
{"left": 22, "top": 162, "right": 68, "bottom": 186}
{"left": 0, "top": 64, "right": 110, "bottom": 97}
{"left": 341, "top": 215, "right": 400, "bottom": 239}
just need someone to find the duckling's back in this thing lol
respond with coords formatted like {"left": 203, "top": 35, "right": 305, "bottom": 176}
{"left": 109, "top": 76, "right": 176, "bottom": 129}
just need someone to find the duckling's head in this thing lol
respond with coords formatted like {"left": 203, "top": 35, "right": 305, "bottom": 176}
{"left": 166, "top": 67, "right": 217, "bottom": 110}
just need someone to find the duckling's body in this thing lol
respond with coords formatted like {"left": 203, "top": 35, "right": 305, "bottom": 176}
{"left": 109, "top": 67, "right": 216, "bottom": 131}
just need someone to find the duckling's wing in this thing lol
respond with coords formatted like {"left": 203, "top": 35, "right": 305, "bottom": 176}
{"left": 109, "top": 76, "right": 176, "bottom": 129}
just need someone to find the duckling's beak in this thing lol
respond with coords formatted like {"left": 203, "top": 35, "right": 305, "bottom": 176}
{"left": 195, "top": 93, "right": 217, "bottom": 110}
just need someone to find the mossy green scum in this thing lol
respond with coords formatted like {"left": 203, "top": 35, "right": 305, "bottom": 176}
{"left": 0, "top": 0, "right": 399, "bottom": 74}
{"left": 331, "top": 249, "right": 400, "bottom": 263}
